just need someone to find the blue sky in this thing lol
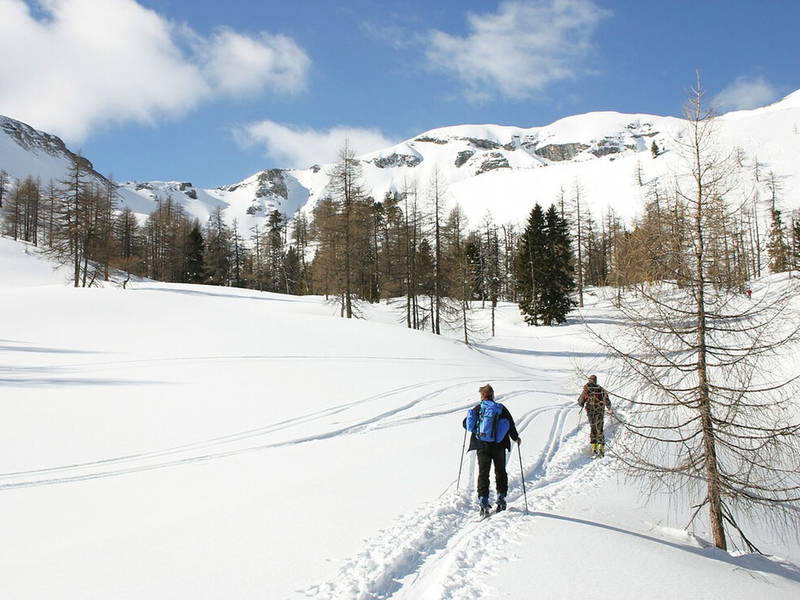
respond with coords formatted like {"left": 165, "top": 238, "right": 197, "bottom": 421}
{"left": 1, "top": 0, "right": 799, "bottom": 187}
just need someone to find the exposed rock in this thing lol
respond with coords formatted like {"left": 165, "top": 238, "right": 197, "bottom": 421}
{"left": 246, "top": 205, "right": 262, "bottom": 215}
{"left": 256, "top": 169, "right": 288, "bottom": 200}
{"left": 590, "top": 138, "right": 638, "bottom": 157}
{"left": 590, "top": 140, "right": 622, "bottom": 157}
{"left": 534, "top": 143, "right": 589, "bottom": 162}
{"left": 1, "top": 116, "right": 98, "bottom": 175}
{"left": 476, "top": 153, "right": 510, "bottom": 174}
{"left": 371, "top": 153, "right": 422, "bottom": 168}
{"left": 454, "top": 150, "right": 475, "bottom": 168}
{"left": 184, "top": 188, "right": 197, "bottom": 200}
{"left": 310, "top": 164, "right": 321, "bottom": 173}
{"left": 461, "top": 137, "right": 501, "bottom": 150}
{"left": 178, "top": 182, "right": 193, "bottom": 191}
{"left": 135, "top": 182, "right": 153, "bottom": 191}
{"left": 414, "top": 136, "right": 448, "bottom": 144}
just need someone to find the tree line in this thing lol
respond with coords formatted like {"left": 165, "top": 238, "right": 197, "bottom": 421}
{"left": 2, "top": 133, "right": 799, "bottom": 322}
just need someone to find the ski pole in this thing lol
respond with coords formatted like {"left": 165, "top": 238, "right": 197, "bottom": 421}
{"left": 456, "top": 427, "right": 467, "bottom": 491}
{"left": 517, "top": 442, "right": 528, "bottom": 513}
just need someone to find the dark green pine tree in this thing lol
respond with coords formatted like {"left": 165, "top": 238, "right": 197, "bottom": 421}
{"left": 283, "top": 245, "right": 301, "bottom": 295}
{"left": 184, "top": 221, "right": 205, "bottom": 283}
{"left": 515, "top": 204, "right": 546, "bottom": 325}
{"left": 767, "top": 208, "right": 789, "bottom": 273}
{"left": 651, "top": 140, "right": 660, "bottom": 158}
{"left": 540, "top": 204, "right": 576, "bottom": 325}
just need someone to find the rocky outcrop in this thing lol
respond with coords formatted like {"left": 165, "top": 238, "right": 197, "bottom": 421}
{"left": 476, "top": 153, "right": 510, "bottom": 174}
{"left": 256, "top": 169, "right": 288, "bottom": 200}
{"left": 414, "top": 136, "right": 448, "bottom": 144}
{"left": 534, "top": 143, "right": 589, "bottom": 162}
{"left": 1, "top": 116, "right": 99, "bottom": 176}
{"left": 371, "top": 153, "right": 422, "bottom": 168}
{"left": 461, "top": 137, "right": 501, "bottom": 150}
{"left": 454, "top": 150, "right": 475, "bottom": 168}
{"left": 590, "top": 138, "right": 637, "bottom": 157}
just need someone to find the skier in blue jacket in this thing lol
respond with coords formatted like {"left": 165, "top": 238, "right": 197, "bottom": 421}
{"left": 463, "top": 384, "right": 521, "bottom": 515}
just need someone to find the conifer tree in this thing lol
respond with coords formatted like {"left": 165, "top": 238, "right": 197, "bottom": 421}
{"left": 767, "top": 208, "right": 789, "bottom": 273}
{"left": 539, "top": 204, "right": 576, "bottom": 325}
{"left": 593, "top": 77, "right": 800, "bottom": 552}
{"left": 284, "top": 246, "right": 301, "bottom": 294}
{"left": 204, "top": 207, "right": 232, "bottom": 285}
{"left": 184, "top": 220, "right": 205, "bottom": 283}
{"left": 515, "top": 204, "right": 546, "bottom": 325}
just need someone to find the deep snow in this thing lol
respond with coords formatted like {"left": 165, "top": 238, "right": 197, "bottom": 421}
{"left": 0, "top": 237, "right": 798, "bottom": 599}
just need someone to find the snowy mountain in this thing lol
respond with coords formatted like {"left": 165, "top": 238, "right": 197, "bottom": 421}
{"left": 1, "top": 235, "right": 798, "bottom": 599}
{"left": 2, "top": 90, "right": 800, "bottom": 231}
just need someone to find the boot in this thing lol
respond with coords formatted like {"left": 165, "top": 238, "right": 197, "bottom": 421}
{"left": 597, "top": 443, "right": 605, "bottom": 457}
{"left": 590, "top": 442, "right": 598, "bottom": 456}
{"left": 479, "top": 496, "right": 491, "bottom": 516}
{"left": 496, "top": 494, "right": 507, "bottom": 512}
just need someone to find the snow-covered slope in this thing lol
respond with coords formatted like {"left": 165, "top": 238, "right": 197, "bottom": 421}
{"left": 1, "top": 238, "right": 798, "bottom": 599}
{"left": 0, "top": 115, "right": 107, "bottom": 187}
{"left": 2, "top": 89, "right": 800, "bottom": 230}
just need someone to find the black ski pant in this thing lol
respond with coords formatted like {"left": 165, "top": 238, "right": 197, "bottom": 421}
{"left": 587, "top": 408, "right": 605, "bottom": 444}
{"left": 476, "top": 444, "right": 508, "bottom": 498}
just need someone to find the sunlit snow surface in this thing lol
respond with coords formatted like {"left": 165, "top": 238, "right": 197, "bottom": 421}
{"left": 0, "top": 237, "right": 798, "bottom": 599}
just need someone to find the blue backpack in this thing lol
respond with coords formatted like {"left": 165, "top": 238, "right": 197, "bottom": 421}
{"left": 466, "top": 400, "right": 510, "bottom": 443}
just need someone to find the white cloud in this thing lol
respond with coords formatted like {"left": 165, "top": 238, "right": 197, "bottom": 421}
{"left": 0, "top": 0, "right": 310, "bottom": 141}
{"left": 712, "top": 76, "right": 780, "bottom": 112}
{"left": 426, "top": 0, "right": 607, "bottom": 102}
{"left": 235, "top": 121, "right": 395, "bottom": 168}
{"left": 199, "top": 28, "right": 309, "bottom": 97}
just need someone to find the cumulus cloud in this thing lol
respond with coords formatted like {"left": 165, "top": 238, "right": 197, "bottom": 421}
{"left": 0, "top": 0, "right": 310, "bottom": 141}
{"left": 235, "top": 121, "right": 396, "bottom": 168}
{"left": 199, "top": 28, "right": 309, "bottom": 97}
{"left": 712, "top": 76, "right": 781, "bottom": 112}
{"left": 426, "top": 0, "right": 607, "bottom": 102}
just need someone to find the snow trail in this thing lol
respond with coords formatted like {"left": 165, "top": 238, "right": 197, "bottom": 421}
{"left": 303, "top": 396, "right": 611, "bottom": 599}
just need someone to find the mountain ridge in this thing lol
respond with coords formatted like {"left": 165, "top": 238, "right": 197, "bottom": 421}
{"left": 1, "top": 89, "right": 799, "bottom": 230}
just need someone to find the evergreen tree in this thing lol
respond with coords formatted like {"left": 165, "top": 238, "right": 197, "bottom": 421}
{"left": 515, "top": 204, "right": 546, "bottom": 325}
{"left": 767, "top": 208, "right": 789, "bottom": 273}
{"left": 540, "top": 204, "right": 576, "bottom": 325}
{"left": 650, "top": 140, "right": 660, "bottom": 158}
{"left": 204, "top": 207, "right": 232, "bottom": 285}
{"left": 184, "top": 221, "right": 205, "bottom": 283}
{"left": 284, "top": 245, "right": 301, "bottom": 294}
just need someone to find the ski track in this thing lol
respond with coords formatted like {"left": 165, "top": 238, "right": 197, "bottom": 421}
{"left": 302, "top": 398, "right": 611, "bottom": 600}
{"left": 0, "top": 375, "right": 536, "bottom": 490}
{"left": 3, "top": 342, "right": 614, "bottom": 599}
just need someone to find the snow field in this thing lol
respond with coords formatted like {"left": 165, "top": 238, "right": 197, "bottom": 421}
{"left": 0, "top": 239, "right": 799, "bottom": 599}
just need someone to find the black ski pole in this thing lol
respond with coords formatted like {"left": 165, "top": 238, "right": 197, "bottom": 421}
{"left": 456, "top": 427, "right": 467, "bottom": 491}
{"left": 517, "top": 442, "right": 528, "bottom": 513}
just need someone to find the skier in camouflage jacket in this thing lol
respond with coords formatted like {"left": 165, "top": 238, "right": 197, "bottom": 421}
{"left": 578, "top": 375, "right": 613, "bottom": 457}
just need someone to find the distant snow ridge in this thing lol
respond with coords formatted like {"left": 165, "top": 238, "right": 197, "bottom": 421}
{"left": 2, "top": 88, "right": 799, "bottom": 231}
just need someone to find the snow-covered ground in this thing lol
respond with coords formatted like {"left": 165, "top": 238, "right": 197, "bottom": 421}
{"left": 1, "top": 236, "right": 799, "bottom": 599}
